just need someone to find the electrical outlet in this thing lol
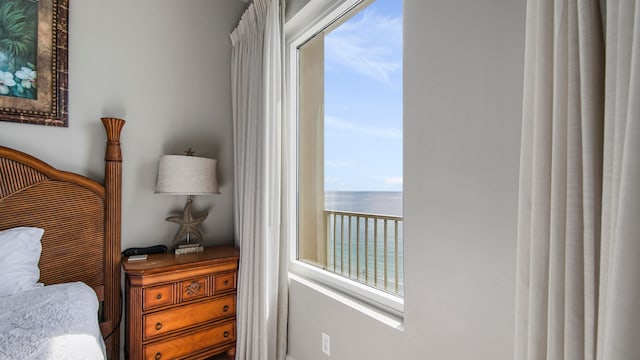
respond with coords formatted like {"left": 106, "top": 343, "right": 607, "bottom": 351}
{"left": 322, "top": 332, "right": 331, "bottom": 356}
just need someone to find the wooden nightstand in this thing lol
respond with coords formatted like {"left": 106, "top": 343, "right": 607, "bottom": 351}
{"left": 122, "top": 246, "right": 239, "bottom": 360}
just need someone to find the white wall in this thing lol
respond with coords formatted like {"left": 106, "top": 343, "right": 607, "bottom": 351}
{"left": 0, "top": 0, "right": 247, "bottom": 249}
{"left": 287, "top": 0, "right": 525, "bottom": 359}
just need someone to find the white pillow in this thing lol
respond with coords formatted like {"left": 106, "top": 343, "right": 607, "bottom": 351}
{"left": 0, "top": 227, "right": 44, "bottom": 298}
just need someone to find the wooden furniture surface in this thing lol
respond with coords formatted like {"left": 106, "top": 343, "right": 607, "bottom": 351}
{"left": 0, "top": 118, "right": 125, "bottom": 359}
{"left": 123, "top": 246, "right": 239, "bottom": 360}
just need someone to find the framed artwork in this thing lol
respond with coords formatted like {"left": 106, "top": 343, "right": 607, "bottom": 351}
{"left": 0, "top": 0, "right": 68, "bottom": 127}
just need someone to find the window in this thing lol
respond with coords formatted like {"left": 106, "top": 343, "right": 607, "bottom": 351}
{"left": 288, "top": 0, "right": 403, "bottom": 314}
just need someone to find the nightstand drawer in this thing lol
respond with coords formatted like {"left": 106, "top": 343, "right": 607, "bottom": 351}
{"left": 181, "top": 277, "right": 207, "bottom": 302}
{"left": 143, "top": 295, "right": 235, "bottom": 339}
{"left": 143, "top": 285, "right": 174, "bottom": 310}
{"left": 215, "top": 273, "right": 236, "bottom": 293}
{"left": 143, "top": 320, "right": 235, "bottom": 360}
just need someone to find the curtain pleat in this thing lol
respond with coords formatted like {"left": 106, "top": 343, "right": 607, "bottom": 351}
{"left": 597, "top": 1, "right": 640, "bottom": 358}
{"left": 230, "top": 1, "right": 287, "bottom": 359}
{"left": 517, "top": 0, "right": 640, "bottom": 359}
{"left": 515, "top": 0, "right": 606, "bottom": 359}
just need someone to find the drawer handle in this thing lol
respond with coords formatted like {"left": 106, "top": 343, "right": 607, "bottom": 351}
{"left": 224, "top": 279, "right": 229, "bottom": 286}
{"left": 156, "top": 293, "right": 162, "bottom": 300}
{"left": 223, "top": 305, "right": 229, "bottom": 312}
{"left": 155, "top": 352, "right": 162, "bottom": 360}
{"left": 155, "top": 322, "right": 163, "bottom": 331}
{"left": 224, "top": 331, "right": 230, "bottom": 338}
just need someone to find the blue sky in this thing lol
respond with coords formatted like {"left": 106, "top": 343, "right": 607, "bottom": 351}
{"left": 324, "top": 0, "right": 403, "bottom": 192}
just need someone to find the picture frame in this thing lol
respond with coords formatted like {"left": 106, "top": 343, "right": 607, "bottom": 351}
{"left": 0, "top": 0, "right": 68, "bottom": 127}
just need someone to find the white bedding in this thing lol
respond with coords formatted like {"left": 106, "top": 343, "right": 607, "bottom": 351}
{"left": 0, "top": 282, "right": 106, "bottom": 360}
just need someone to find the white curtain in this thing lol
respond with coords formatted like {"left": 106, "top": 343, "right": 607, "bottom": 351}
{"left": 230, "top": 0, "right": 288, "bottom": 359}
{"left": 515, "top": 0, "right": 640, "bottom": 359}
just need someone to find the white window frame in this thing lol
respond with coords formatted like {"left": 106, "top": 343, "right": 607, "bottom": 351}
{"left": 285, "top": 0, "right": 404, "bottom": 319}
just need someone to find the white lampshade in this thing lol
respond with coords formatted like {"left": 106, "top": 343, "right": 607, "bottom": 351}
{"left": 155, "top": 155, "right": 220, "bottom": 195}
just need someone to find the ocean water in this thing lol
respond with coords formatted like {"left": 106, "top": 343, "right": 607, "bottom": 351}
{"left": 324, "top": 191, "right": 404, "bottom": 296}
{"left": 325, "top": 191, "right": 403, "bottom": 217}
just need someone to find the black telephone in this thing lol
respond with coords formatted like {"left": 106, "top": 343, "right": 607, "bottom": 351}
{"left": 122, "top": 245, "right": 167, "bottom": 257}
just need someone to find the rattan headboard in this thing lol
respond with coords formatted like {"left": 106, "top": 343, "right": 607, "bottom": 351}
{"left": 0, "top": 118, "right": 125, "bottom": 360}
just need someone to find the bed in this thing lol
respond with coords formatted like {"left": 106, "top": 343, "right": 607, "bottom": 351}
{"left": 0, "top": 118, "right": 125, "bottom": 359}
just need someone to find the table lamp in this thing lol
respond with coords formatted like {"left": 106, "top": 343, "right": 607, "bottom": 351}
{"left": 155, "top": 149, "right": 220, "bottom": 254}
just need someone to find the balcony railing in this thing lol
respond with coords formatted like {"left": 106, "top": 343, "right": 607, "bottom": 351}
{"left": 324, "top": 210, "right": 404, "bottom": 297}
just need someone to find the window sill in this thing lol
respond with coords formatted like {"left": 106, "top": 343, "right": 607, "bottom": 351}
{"left": 288, "top": 260, "right": 404, "bottom": 329}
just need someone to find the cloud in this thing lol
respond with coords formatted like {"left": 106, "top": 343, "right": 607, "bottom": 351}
{"left": 325, "top": 177, "right": 346, "bottom": 188}
{"left": 325, "top": 8, "right": 402, "bottom": 82}
{"left": 384, "top": 177, "right": 403, "bottom": 186}
{"left": 326, "top": 116, "right": 402, "bottom": 139}
{"left": 326, "top": 160, "right": 352, "bottom": 167}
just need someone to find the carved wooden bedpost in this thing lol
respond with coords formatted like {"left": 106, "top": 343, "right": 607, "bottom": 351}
{"left": 102, "top": 117, "right": 125, "bottom": 359}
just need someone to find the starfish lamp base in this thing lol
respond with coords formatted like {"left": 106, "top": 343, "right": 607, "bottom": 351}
{"left": 165, "top": 196, "right": 209, "bottom": 255}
